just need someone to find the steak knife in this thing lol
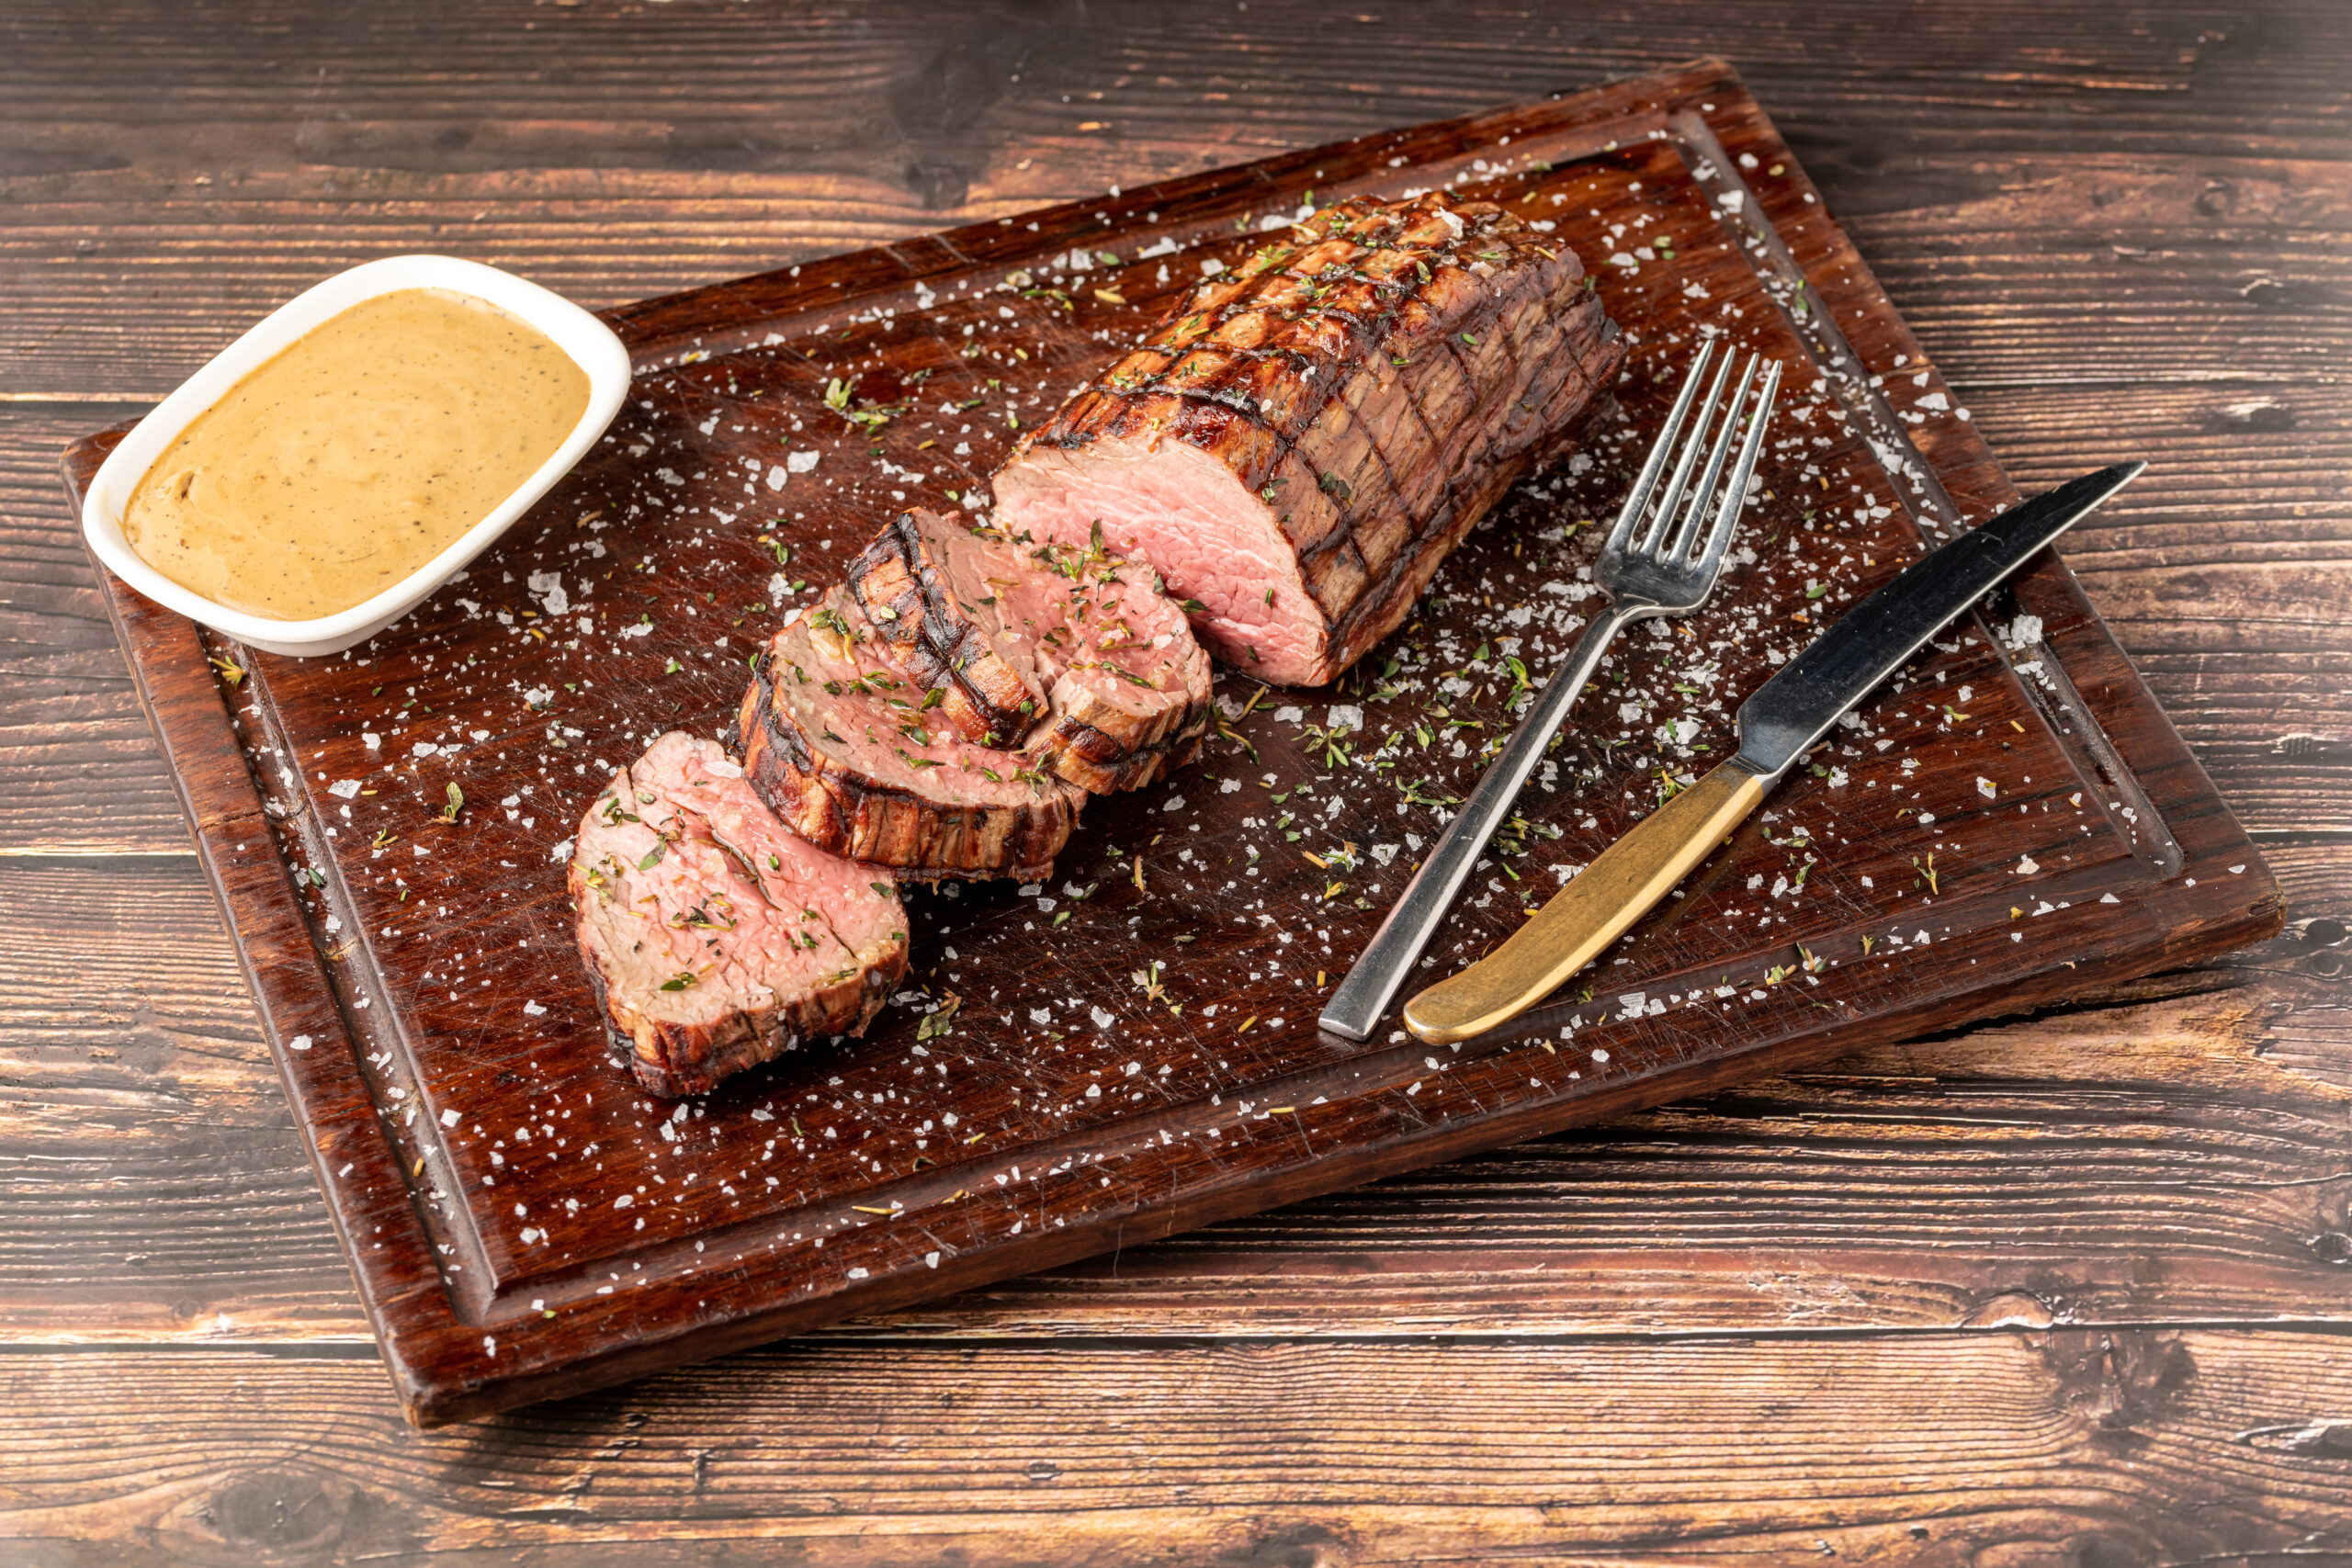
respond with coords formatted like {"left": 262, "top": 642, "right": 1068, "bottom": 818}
{"left": 1401, "top": 461, "right": 2145, "bottom": 1045}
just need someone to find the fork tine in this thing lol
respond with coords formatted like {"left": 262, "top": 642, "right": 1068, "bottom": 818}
{"left": 1602, "top": 337, "right": 1714, "bottom": 559}
{"left": 1634, "top": 347, "right": 1736, "bottom": 556}
{"left": 1691, "top": 359, "right": 1782, "bottom": 585}
{"left": 1664, "top": 353, "right": 1761, "bottom": 560}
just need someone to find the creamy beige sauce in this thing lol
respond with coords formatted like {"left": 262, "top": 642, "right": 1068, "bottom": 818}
{"left": 123, "top": 287, "right": 592, "bottom": 621}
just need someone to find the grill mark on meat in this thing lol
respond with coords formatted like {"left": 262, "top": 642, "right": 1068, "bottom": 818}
{"left": 994, "top": 191, "right": 1623, "bottom": 685}
{"left": 1261, "top": 270, "right": 1614, "bottom": 668}
{"left": 738, "top": 589, "right": 1083, "bottom": 880}
{"left": 845, "top": 510, "right": 1045, "bottom": 748}
{"left": 1035, "top": 708, "right": 1205, "bottom": 794}
{"left": 1308, "top": 397, "right": 1408, "bottom": 580}
{"left": 1250, "top": 216, "right": 1448, "bottom": 522}
{"left": 1157, "top": 257, "right": 1580, "bottom": 602}
{"left": 1345, "top": 339, "right": 1448, "bottom": 527}
{"left": 1316, "top": 307, "right": 1619, "bottom": 675}
{"left": 844, "top": 509, "right": 1212, "bottom": 796}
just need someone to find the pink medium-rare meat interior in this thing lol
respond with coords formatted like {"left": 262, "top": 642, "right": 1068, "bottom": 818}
{"left": 573, "top": 733, "right": 904, "bottom": 1043}
{"left": 982, "top": 533, "right": 1205, "bottom": 731}
{"left": 991, "top": 434, "right": 1321, "bottom": 682}
{"left": 989, "top": 526, "right": 1212, "bottom": 791}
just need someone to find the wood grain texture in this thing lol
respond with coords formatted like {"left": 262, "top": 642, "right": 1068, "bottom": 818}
{"left": 7, "top": 1331, "right": 2352, "bottom": 1567}
{"left": 0, "top": 406, "right": 198, "bottom": 854}
{"left": 12, "top": 144, "right": 2350, "bottom": 848}
{"left": 3, "top": 4, "right": 2348, "bottom": 394}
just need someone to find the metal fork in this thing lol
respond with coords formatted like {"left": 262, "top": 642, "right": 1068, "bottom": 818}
{"left": 1320, "top": 339, "right": 1782, "bottom": 1040}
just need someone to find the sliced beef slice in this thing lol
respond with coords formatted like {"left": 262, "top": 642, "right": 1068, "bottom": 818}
{"left": 1011, "top": 529, "right": 1213, "bottom": 795}
{"left": 846, "top": 509, "right": 1212, "bottom": 794}
{"left": 989, "top": 190, "right": 1623, "bottom": 687}
{"left": 846, "top": 509, "right": 1047, "bottom": 750}
{"left": 738, "top": 587, "right": 1085, "bottom": 879}
{"left": 570, "top": 730, "right": 908, "bottom": 1098}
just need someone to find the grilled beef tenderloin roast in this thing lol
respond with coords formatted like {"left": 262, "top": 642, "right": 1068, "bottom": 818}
{"left": 566, "top": 196, "right": 1627, "bottom": 1095}
{"left": 990, "top": 190, "right": 1623, "bottom": 687}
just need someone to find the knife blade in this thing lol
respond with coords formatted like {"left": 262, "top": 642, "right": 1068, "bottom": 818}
{"left": 1733, "top": 461, "right": 2143, "bottom": 775}
{"left": 1400, "top": 460, "right": 2144, "bottom": 1045}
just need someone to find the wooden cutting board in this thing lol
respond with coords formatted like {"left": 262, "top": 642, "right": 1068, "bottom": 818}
{"left": 61, "top": 58, "right": 2279, "bottom": 1427}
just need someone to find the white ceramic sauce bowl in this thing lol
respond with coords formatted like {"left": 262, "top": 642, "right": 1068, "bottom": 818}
{"left": 80, "top": 254, "right": 633, "bottom": 659}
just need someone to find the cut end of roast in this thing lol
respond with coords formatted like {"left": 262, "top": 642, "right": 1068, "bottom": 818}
{"left": 570, "top": 730, "right": 909, "bottom": 1099}
{"left": 990, "top": 436, "right": 1323, "bottom": 682}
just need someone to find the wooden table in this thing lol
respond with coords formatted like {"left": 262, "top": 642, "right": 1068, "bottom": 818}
{"left": 6, "top": 2, "right": 2347, "bottom": 1560}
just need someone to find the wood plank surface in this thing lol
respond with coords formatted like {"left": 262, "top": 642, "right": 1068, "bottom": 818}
{"left": 0, "top": 405, "right": 195, "bottom": 854}
{"left": 12, "top": 141, "right": 2350, "bottom": 849}
{"left": 8, "top": 1331, "right": 2352, "bottom": 1567}
{"left": 3, "top": 5, "right": 2348, "bottom": 398}
{"left": 9, "top": 153, "right": 2347, "bottom": 399}
{"left": 4, "top": 0, "right": 2347, "bottom": 1555}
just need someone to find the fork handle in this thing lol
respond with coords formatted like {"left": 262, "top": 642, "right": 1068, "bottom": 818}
{"left": 1402, "top": 754, "right": 1774, "bottom": 1044}
{"left": 1318, "top": 603, "right": 1637, "bottom": 1041}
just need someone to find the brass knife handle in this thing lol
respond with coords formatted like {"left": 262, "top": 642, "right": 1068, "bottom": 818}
{"left": 1403, "top": 756, "right": 1774, "bottom": 1044}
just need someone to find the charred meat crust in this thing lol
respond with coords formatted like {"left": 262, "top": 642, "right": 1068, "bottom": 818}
{"left": 576, "top": 934, "right": 900, "bottom": 1100}
{"left": 1321, "top": 308, "right": 1621, "bottom": 677}
{"left": 1031, "top": 706, "right": 1208, "bottom": 795}
{"left": 737, "top": 616, "right": 1082, "bottom": 881}
{"left": 846, "top": 511, "right": 1044, "bottom": 749}
{"left": 998, "top": 191, "right": 1624, "bottom": 686}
